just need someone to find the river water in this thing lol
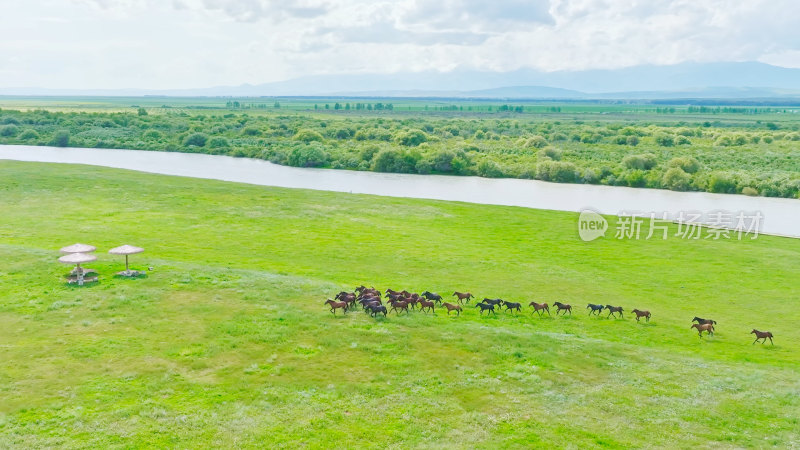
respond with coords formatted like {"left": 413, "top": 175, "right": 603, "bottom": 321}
{"left": 1, "top": 145, "right": 797, "bottom": 238}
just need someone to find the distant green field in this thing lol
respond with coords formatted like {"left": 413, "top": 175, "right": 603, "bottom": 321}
{"left": 1, "top": 161, "right": 798, "bottom": 447}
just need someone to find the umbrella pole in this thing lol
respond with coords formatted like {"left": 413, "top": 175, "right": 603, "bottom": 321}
{"left": 125, "top": 255, "right": 130, "bottom": 275}
{"left": 77, "top": 263, "right": 84, "bottom": 286}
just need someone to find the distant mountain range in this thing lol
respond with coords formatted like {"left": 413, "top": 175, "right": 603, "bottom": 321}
{"left": 3, "top": 61, "right": 800, "bottom": 100}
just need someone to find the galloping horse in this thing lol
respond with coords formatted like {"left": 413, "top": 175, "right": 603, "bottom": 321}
{"left": 367, "top": 303, "right": 387, "bottom": 317}
{"left": 691, "top": 323, "right": 714, "bottom": 336}
{"left": 605, "top": 305, "right": 624, "bottom": 318}
{"left": 631, "top": 309, "right": 651, "bottom": 322}
{"left": 503, "top": 301, "right": 522, "bottom": 313}
{"left": 422, "top": 291, "right": 443, "bottom": 303}
{"left": 475, "top": 302, "right": 497, "bottom": 315}
{"left": 692, "top": 317, "right": 717, "bottom": 325}
{"left": 553, "top": 302, "right": 572, "bottom": 315}
{"left": 418, "top": 299, "right": 436, "bottom": 313}
{"left": 335, "top": 292, "right": 356, "bottom": 307}
{"left": 325, "top": 299, "right": 348, "bottom": 315}
{"left": 529, "top": 302, "right": 550, "bottom": 316}
{"left": 389, "top": 299, "right": 410, "bottom": 315}
{"left": 751, "top": 329, "right": 774, "bottom": 345}
{"left": 452, "top": 292, "right": 474, "bottom": 304}
{"left": 482, "top": 298, "right": 503, "bottom": 309}
{"left": 586, "top": 304, "right": 604, "bottom": 315}
{"left": 443, "top": 303, "right": 462, "bottom": 316}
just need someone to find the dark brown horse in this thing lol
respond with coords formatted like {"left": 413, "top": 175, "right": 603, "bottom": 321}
{"left": 422, "top": 291, "right": 443, "bottom": 303}
{"left": 325, "top": 299, "right": 348, "bottom": 315}
{"left": 691, "top": 323, "right": 714, "bottom": 336}
{"left": 692, "top": 317, "right": 717, "bottom": 325}
{"left": 529, "top": 301, "right": 550, "bottom": 316}
{"left": 631, "top": 309, "right": 651, "bottom": 322}
{"left": 482, "top": 298, "right": 503, "bottom": 308}
{"left": 503, "top": 301, "right": 522, "bottom": 313}
{"left": 586, "top": 303, "right": 604, "bottom": 315}
{"left": 335, "top": 292, "right": 357, "bottom": 307}
{"left": 452, "top": 292, "right": 474, "bottom": 304}
{"left": 605, "top": 305, "right": 624, "bottom": 318}
{"left": 419, "top": 299, "right": 435, "bottom": 313}
{"left": 751, "top": 329, "right": 774, "bottom": 345}
{"left": 443, "top": 302, "right": 462, "bottom": 316}
{"left": 367, "top": 303, "right": 387, "bottom": 317}
{"left": 553, "top": 302, "right": 572, "bottom": 315}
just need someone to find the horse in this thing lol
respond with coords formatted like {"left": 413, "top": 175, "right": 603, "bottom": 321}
{"left": 443, "top": 303, "right": 462, "bottom": 316}
{"left": 691, "top": 323, "right": 714, "bottom": 337}
{"left": 751, "top": 329, "right": 774, "bottom": 345}
{"left": 367, "top": 303, "right": 387, "bottom": 317}
{"left": 553, "top": 302, "right": 572, "bottom": 315}
{"left": 453, "top": 292, "right": 474, "bottom": 304}
{"left": 692, "top": 317, "right": 717, "bottom": 325}
{"left": 475, "top": 302, "right": 496, "bottom": 315}
{"left": 503, "top": 301, "right": 522, "bottom": 313}
{"left": 529, "top": 302, "right": 550, "bottom": 316}
{"left": 605, "top": 305, "right": 624, "bottom": 318}
{"left": 335, "top": 292, "right": 356, "bottom": 307}
{"left": 631, "top": 309, "right": 651, "bottom": 322}
{"left": 482, "top": 298, "right": 503, "bottom": 308}
{"left": 386, "top": 292, "right": 405, "bottom": 302}
{"left": 419, "top": 299, "right": 435, "bottom": 313}
{"left": 324, "top": 299, "right": 348, "bottom": 315}
{"left": 586, "top": 303, "right": 604, "bottom": 315}
{"left": 385, "top": 288, "right": 401, "bottom": 298}
{"left": 389, "top": 300, "right": 410, "bottom": 315}
{"left": 422, "top": 291, "right": 443, "bottom": 303}
{"left": 405, "top": 296, "right": 419, "bottom": 310}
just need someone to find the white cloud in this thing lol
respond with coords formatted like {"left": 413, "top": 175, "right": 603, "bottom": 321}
{"left": 0, "top": 0, "right": 798, "bottom": 88}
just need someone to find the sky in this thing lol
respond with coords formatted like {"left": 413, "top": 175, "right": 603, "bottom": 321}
{"left": 1, "top": 0, "right": 799, "bottom": 89}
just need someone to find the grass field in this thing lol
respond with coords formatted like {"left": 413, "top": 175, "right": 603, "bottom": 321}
{"left": 1, "top": 161, "right": 799, "bottom": 448}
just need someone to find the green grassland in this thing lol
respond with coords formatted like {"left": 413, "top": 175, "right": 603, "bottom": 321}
{"left": 1, "top": 96, "right": 799, "bottom": 198}
{"left": 0, "top": 161, "right": 798, "bottom": 447}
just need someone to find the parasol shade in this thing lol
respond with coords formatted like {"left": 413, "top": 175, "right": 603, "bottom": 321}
{"left": 58, "top": 252, "right": 97, "bottom": 264}
{"left": 60, "top": 243, "right": 96, "bottom": 254}
{"left": 108, "top": 245, "right": 144, "bottom": 255}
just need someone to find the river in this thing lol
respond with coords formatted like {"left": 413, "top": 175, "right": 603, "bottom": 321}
{"left": 1, "top": 145, "right": 798, "bottom": 238}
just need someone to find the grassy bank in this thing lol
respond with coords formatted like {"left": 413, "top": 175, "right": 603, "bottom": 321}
{"left": 0, "top": 161, "right": 798, "bottom": 448}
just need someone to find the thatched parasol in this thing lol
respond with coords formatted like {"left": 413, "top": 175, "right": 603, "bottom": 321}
{"left": 60, "top": 243, "right": 96, "bottom": 254}
{"left": 58, "top": 252, "right": 97, "bottom": 285}
{"left": 108, "top": 245, "right": 144, "bottom": 275}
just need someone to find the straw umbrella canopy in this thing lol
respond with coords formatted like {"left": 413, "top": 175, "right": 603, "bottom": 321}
{"left": 60, "top": 243, "right": 96, "bottom": 254}
{"left": 108, "top": 245, "right": 144, "bottom": 274}
{"left": 58, "top": 252, "right": 97, "bottom": 285}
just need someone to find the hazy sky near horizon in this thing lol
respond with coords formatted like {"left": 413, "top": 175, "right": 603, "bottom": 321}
{"left": 2, "top": 0, "right": 799, "bottom": 89}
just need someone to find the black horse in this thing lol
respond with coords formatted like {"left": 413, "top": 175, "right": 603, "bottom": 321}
{"left": 692, "top": 316, "right": 717, "bottom": 325}
{"left": 482, "top": 298, "right": 504, "bottom": 308}
{"left": 475, "top": 302, "right": 497, "bottom": 315}
{"left": 503, "top": 301, "right": 522, "bottom": 313}
{"left": 421, "top": 291, "right": 443, "bottom": 304}
{"left": 606, "top": 305, "right": 624, "bottom": 318}
{"left": 553, "top": 302, "right": 572, "bottom": 315}
{"left": 367, "top": 303, "right": 387, "bottom": 317}
{"left": 587, "top": 303, "right": 604, "bottom": 315}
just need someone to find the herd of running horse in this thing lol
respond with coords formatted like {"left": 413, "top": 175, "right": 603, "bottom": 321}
{"left": 324, "top": 286, "right": 775, "bottom": 344}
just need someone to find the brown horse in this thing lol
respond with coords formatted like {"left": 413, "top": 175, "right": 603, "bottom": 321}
{"left": 553, "top": 302, "right": 572, "bottom": 315}
{"left": 605, "top": 305, "right": 624, "bottom": 318}
{"left": 691, "top": 323, "right": 714, "bottom": 336}
{"left": 419, "top": 299, "right": 435, "bottom": 313}
{"left": 389, "top": 300, "right": 410, "bottom": 315}
{"left": 335, "top": 292, "right": 357, "bottom": 307}
{"left": 452, "top": 292, "right": 474, "bottom": 304}
{"left": 631, "top": 309, "right": 651, "bottom": 322}
{"left": 443, "top": 302, "right": 462, "bottom": 316}
{"left": 325, "top": 299, "right": 348, "bottom": 315}
{"left": 529, "top": 302, "right": 550, "bottom": 316}
{"left": 751, "top": 329, "right": 774, "bottom": 345}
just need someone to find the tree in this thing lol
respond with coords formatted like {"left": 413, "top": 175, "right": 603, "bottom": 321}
{"left": 184, "top": 132, "right": 208, "bottom": 147}
{"left": 137, "top": 107, "right": 148, "bottom": 116}
{"left": 294, "top": 129, "right": 324, "bottom": 143}
{"left": 51, "top": 130, "right": 70, "bottom": 147}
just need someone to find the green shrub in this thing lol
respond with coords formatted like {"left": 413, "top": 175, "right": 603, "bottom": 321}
{"left": 541, "top": 146, "right": 562, "bottom": 160}
{"left": 51, "top": 130, "right": 70, "bottom": 147}
{"left": 741, "top": 186, "right": 759, "bottom": 196}
{"left": 288, "top": 143, "right": 329, "bottom": 167}
{"left": 0, "top": 124, "right": 19, "bottom": 137}
{"left": 708, "top": 172, "right": 737, "bottom": 194}
{"left": 476, "top": 160, "right": 505, "bottom": 178}
{"left": 184, "top": 133, "right": 208, "bottom": 147}
{"left": 662, "top": 167, "right": 692, "bottom": 191}
{"left": 395, "top": 129, "right": 427, "bottom": 146}
{"left": 654, "top": 133, "right": 675, "bottom": 147}
{"left": 208, "top": 137, "right": 230, "bottom": 148}
{"left": 524, "top": 135, "right": 548, "bottom": 148}
{"left": 243, "top": 127, "right": 261, "bottom": 136}
{"left": 294, "top": 129, "right": 324, "bottom": 143}
{"left": 372, "top": 149, "right": 420, "bottom": 173}
{"left": 18, "top": 129, "right": 39, "bottom": 140}
{"left": 667, "top": 156, "right": 700, "bottom": 173}
{"left": 536, "top": 160, "right": 578, "bottom": 183}
{"left": 622, "top": 153, "right": 657, "bottom": 170}
{"left": 624, "top": 170, "right": 647, "bottom": 187}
